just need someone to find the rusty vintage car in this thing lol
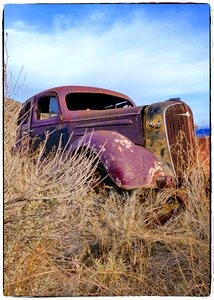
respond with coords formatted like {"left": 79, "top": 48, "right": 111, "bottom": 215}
{"left": 16, "top": 86, "right": 195, "bottom": 192}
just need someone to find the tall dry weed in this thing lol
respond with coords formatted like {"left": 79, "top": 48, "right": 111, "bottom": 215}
{"left": 4, "top": 117, "right": 210, "bottom": 296}
{"left": 4, "top": 98, "right": 101, "bottom": 296}
{"left": 3, "top": 46, "right": 210, "bottom": 295}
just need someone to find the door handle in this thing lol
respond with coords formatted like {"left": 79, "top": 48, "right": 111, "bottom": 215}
{"left": 23, "top": 130, "right": 33, "bottom": 134}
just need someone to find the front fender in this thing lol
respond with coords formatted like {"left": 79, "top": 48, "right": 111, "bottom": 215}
{"left": 70, "top": 130, "right": 168, "bottom": 190}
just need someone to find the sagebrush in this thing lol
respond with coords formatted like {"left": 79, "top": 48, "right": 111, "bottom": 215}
{"left": 4, "top": 96, "right": 210, "bottom": 296}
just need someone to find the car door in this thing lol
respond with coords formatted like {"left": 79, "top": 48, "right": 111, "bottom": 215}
{"left": 16, "top": 98, "right": 34, "bottom": 150}
{"left": 30, "top": 92, "right": 66, "bottom": 155}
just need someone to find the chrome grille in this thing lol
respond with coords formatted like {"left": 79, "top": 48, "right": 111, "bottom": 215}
{"left": 165, "top": 102, "right": 195, "bottom": 180}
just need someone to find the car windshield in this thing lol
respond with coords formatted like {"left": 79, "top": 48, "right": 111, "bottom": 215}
{"left": 65, "top": 92, "right": 133, "bottom": 111}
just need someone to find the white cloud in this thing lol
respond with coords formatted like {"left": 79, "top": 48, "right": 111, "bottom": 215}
{"left": 53, "top": 14, "right": 73, "bottom": 32}
{"left": 5, "top": 11, "right": 209, "bottom": 111}
{"left": 9, "top": 20, "right": 38, "bottom": 31}
{"left": 89, "top": 11, "right": 106, "bottom": 22}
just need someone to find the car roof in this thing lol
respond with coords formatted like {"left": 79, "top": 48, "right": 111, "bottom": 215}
{"left": 34, "top": 85, "right": 135, "bottom": 105}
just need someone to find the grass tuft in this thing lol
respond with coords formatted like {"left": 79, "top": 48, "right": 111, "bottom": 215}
{"left": 4, "top": 96, "right": 210, "bottom": 296}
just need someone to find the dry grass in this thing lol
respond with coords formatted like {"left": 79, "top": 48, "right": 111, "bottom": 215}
{"left": 3, "top": 96, "right": 211, "bottom": 296}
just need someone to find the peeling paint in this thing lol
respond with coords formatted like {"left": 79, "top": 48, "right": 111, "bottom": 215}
{"left": 16, "top": 85, "right": 195, "bottom": 191}
{"left": 115, "top": 177, "right": 122, "bottom": 187}
{"left": 114, "top": 138, "right": 133, "bottom": 149}
{"left": 145, "top": 101, "right": 195, "bottom": 181}
{"left": 98, "top": 145, "right": 106, "bottom": 152}
{"left": 148, "top": 161, "right": 165, "bottom": 184}
{"left": 109, "top": 153, "right": 115, "bottom": 161}
{"left": 118, "top": 145, "right": 123, "bottom": 152}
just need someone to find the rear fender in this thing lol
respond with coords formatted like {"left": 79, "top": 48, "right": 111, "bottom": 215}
{"left": 70, "top": 130, "right": 168, "bottom": 190}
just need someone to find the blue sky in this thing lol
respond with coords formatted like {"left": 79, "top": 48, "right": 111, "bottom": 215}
{"left": 4, "top": 3, "right": 210, "bottom": 127}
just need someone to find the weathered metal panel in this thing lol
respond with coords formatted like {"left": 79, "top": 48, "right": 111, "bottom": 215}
{"left": 35, "top": 86, "right": 135, "bottom": 113}
{"left": 145, "top": 99, "right": 196, "bottom": 182}
{"left": 16, "top": 86, "right": 196, "bottom": 190}
{"left": 165, "top": 102, "right": 195, "bottom": 179}
{"left": 144, "top": 101, "right": 175, "bottom": 178}
{"left": 67, "top": 107, "right": 145, "bottom": 146}
{"left": 70, "top": 131, "right": 166, "bottom": 190}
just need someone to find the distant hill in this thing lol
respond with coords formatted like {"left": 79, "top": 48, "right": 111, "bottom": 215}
{"left": 196, "top": 128, "right": 210, "bottom": 137}
{"left": 4, "top": 98, "right": 21, "bottom": 125}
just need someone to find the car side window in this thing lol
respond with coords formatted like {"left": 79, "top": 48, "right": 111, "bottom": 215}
{"left": 36, "top": 96, "right": 59, "bottom": 120}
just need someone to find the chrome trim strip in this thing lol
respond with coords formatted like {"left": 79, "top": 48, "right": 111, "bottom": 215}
{"left": 74, "top": 119, "right": 133, "bottom": 129}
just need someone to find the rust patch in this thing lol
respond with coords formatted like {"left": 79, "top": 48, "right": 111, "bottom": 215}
{"left": 144, "top": 100, "right": 196, "bottom": 183}
{"left": 156, "top": 175, "right": 177, "bottom": 189}
{"left": 145, "top": 102, "right": 174, "bottom": 177}
{"left": 165, "top": 103, "right": 196, "bottom": 179}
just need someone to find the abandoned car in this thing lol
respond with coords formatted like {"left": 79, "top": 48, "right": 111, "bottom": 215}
{"left": 16, "top": 86, "right": 195, "bottom": 191}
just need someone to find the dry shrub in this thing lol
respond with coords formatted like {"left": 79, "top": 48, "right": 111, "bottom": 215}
{"left": 4, "top": 99, "right": 210, "bottom": 295}
{"left": 4, "top": 98, "right": 100, "bottom": 296}
{"left": 196, "top": 136, "right": 210, "bottom": 179}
